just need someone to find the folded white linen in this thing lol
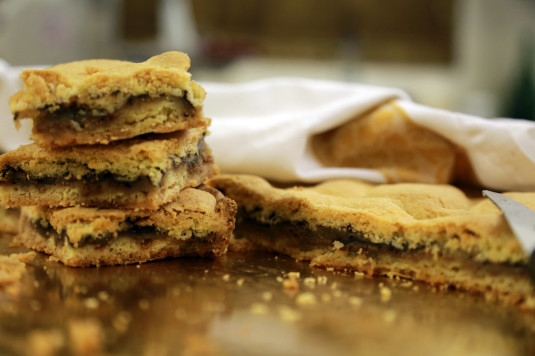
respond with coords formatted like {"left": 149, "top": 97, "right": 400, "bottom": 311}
{"left": 203, "top": 78, "right": 535, "bottom": 191}
{"left": 1, "top": 62, "right": 534, "bottom": 191}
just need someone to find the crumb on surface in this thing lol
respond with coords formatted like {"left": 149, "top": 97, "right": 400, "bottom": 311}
{"left": 69, "top": 318, "right": 104, "bottom": 356}
{"left": 332, "top": 241, "right": 344, "bottom": 250}
{"left": 282, "top": 275, "right": 299, "bottom": 291}
{"left": 27, "top": 328, "right": 65, "bottom": 356}
{"left": 348, "top": 296, "right": 363, "bottom": 308}
{"left": 296, "top": 292, "right": 317, "bottom": 306}
{"left": 278, "top": 306, "right": 302, "bottom": 323}
{"left": 250, "top": 303, "right": 269, "bottom": 315}
{"left": 222, "top": 274, "right": 230, "bottom": 281}
{"left": 262, "top": 291, "right": 272, "bottom": 302}
{"left": 303, "top": 277, "right": 316, "bottom": 288}
{"left": 380, "top": 286, "right": 392, "bottom": 302}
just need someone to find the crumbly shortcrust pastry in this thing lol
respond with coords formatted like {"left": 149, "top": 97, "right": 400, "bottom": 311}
{"left": 17, "top": 185, "right": 237, "bottom": 267}
{"left": 311, "top": 101, "right": 457, "bottom": 184}
{"left": 0, "top": 128, "right": 217, "bottom": 209}
{"left": 208, "top": 174, "right": 535, "bottom": 309}
{"left": 10, "top": 52, "right": 207, "bottom": 147}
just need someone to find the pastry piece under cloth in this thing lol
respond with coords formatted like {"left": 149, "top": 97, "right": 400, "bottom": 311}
{"left": 18, "top": 185, "right": 236, "bottom": 267}
{"left": 209, "top": 174, "right": 535, "bottom": 310}
{"left": 10, "top": 52, "right": 209, "bottom": 148}
{"left": 0, "top": 128, "right": 217, "bottom": 210}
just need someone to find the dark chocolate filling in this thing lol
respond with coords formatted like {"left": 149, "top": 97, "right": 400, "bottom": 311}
{"left": 29, "top": 216, "right": 216, "bottom": 250}
{"left": 35, "top": 93, "right": 195, "bottom": 124}
{"left": 0, "top": 140, "right": 207, "bottom": 187}
{"left": 235, "top": 208, "right": 525, "bottom": 268}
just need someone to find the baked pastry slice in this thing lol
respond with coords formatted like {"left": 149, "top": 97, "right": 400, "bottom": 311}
{"left": 17, "top": 185, "right": 236, "bottom": 267}
{"left": 0, "top": 128, "right": 217, "bottom": 209}
{"left": 208, "top": 174, "right": 535, "bottom": 309}
{"left": 10, "top": 52, "right": 208, "bottom": 148}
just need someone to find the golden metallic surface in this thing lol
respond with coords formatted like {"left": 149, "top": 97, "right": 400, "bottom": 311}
{"left": 0, "top": 236, "right": 534, "bottom": 355}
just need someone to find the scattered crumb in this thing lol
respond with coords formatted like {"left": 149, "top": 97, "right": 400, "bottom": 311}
{"left": 97, "top": 291, "right": 111, "bottom": 302}
{"left": 250, "top": 303, "right": 269, "bottom": 315}
{"left": 321, "top": 293, "right": 332, "bottom": 303}
{"left": 288, "top": 272, "right": 300, "bottom": 279}
{"left": 83, "top": 297, "right": 99, "bottom": 310}
{"left": 330, "top": 282, "right": 338, "bottom": 290}
{"left": 222, "top": 274, "right": 230, "bottom": 282}
{"left": 413, "top": 285, "right": 419, "bottom": 292}
{"left": 113, "top": 311, "right": 132, "bottom": 334}
{"left": 348, "top": 296, "right": 363, "bottom": 308}
{"left": 316, "top": 276, "right": 328, "bottom": 285}
{"left": 48, "top": 256, "right": 60, "bottom": 263}
{"left": 262, "top": 291, "right": 272, "bottom": 302}
{"left": 303, "top": 277, "right": 316, "bottom": 288}
{"left": 354, "top": 271, "right": 365, "bottom": 279}
{"left": 380, "top": 286, "right": 392, "bottom": 302}
{"left": 400, "top": 281, "right": 413, "bottom": 288}
{"left": 332, "top": 241, "right": 344, "bottom": 250}
{"left": 138, "top": 299, "right": 150, "bottom": 310}
{"left": 282, "top": 275, "right": 299, "bottom": 291}
{"left": 278, "top": 306, "right": 302, "bottom": 323}
{"left": 136, "top": 264, "right": 141, "bottom": 269}
{"left": 296, "top": 292, "right": 317, "bottom": 306}
{"left": 69, "top": 318, "right": 104, "bottom": 356}
{"left": 236, "top": 278, "right": 244, "bottom": 287}
{"left": 276, "top": 276, "right": 284, "bottom": 283}
{"left": 326, "top": 267, "right": 334, "bottom": 272}
{"left": 0, "top": 252, "right": 36, "bottom": 296}
{"left": 383, "top": 309, "right": 398, "bottom": 323}
{"left": 27, "top": 328, "right": 65, "bottom": 356}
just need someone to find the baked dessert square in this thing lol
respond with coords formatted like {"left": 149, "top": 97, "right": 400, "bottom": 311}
{"left": 10, "top": 52, "right": 209, "bottom": 148}
{"left": 208, "top": 174, "right": 535, "bottom": 309}
{"left": 0, "top": 128, "right": 217, "bottom": 210}
{"left": 17, "top": 185, "right": 236, "bottom": 267}
{"left": 0, "top": 207, "right": 19, "bottom": 235}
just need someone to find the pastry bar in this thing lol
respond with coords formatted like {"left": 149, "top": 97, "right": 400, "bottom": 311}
{"left": 10, "top": 52, "right": 208, "bottom": 148}
{"left": 0, "top": 207, "right": 19, "bottom": 234}
{"left": 0, "top": 128, "right": 217, "bottom": 210}
{"left": 17, "top": 185, "right": 236, "bottom": 267}
{"left": 208, "top": 174, "right": 535, "bottom": 309}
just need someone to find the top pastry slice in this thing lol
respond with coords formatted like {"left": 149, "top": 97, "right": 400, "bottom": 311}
{"left": 10, "top": 52, "right": 209, "bottom": 148}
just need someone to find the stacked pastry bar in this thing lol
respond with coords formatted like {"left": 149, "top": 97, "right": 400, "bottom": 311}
{"left": 209, "top": 174, "right": 535, "bottom": 309}
{"left": 0, "top": 52, "right": 236, "bottom": 267}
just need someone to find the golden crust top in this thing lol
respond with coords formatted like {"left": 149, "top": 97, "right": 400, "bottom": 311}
{"left": 10, "top": 52, "right": 206, "bottom": 118}
{"left": 208, "top": 174, "right": 535, "bottom": 264}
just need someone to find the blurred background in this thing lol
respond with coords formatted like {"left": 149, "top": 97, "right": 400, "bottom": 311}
{"left": 0, "top": 0, "right": 533, "bottom": 120}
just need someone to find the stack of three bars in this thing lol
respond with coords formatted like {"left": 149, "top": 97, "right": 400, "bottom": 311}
{"left": 0, "top": 52, "right": 236, "bottom": 267}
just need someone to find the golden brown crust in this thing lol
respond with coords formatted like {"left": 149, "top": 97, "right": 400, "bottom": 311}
{"left": 10, "top": 52, "right": 208, "bottom": 147}
{"left": 208, "top": 174, "right": 535, "bottom": 309}
{"left": 10, "top": 52, "right": 205, "bottom": 117}
{"left": 0, "top": 129, "right": 218, "bottom": 209}
{"left": 311, "top": 101, "right": 456, "bottom": 184}
{"left": 208, "top": 174, "right": 529, "bottom": 264}
{"left": 17, "top": 186, "right": 237, "bottom": 267}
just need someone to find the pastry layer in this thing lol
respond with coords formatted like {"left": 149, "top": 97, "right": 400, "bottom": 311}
{"left": 208, "top": 174, "right": 535, "bottom": 308}
{"left": 311, "top": 101, "right": 456, "bottom": 184}
{"left": 0, "top": 128, "right": 218, "bottom": 209}
{"left": 17, "top": 185, "right": 237, "bottom": 267}
{"left": 10, "top": 52, "right": 207, "bottom": 147}
{"left": 0, "top": 207, "right": 19, "bottom": 234}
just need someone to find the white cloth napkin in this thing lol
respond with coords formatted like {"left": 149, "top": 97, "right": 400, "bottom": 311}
{"left": 1, "top": 62, "right": 534, "bottom": 191}
{"left": 203, "top": 78, "right": 535, "bottom": 191}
